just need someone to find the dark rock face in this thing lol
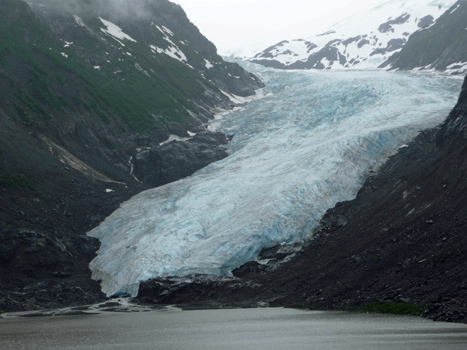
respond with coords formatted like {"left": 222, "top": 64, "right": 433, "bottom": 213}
{"left": 133, "top": 132, "right": 230, "bottom": 187}
{"left": 291, "top": 46, "right": 341, "bottom": 70}
{"left": 381, "top": 0, "right": 467, "bottom": 72}
{"left": 254, "top": 40, "right": 290, "bottom": 59}
{"left": 370, "top": 38, "right": 406, "bottom": 56}
{"left": 0, "top": 0, "right": 263, "bottom": 313}
{"left": 417, "top": 15, "right": 434, "bottom": 28}
{"left": 378, "top": 13, "right": 410, "bottom": 33}
{"left": 0, "top": 167, "right": 144, "bottom": 312}
{"left": 137, "top": 77, "right": 467, "bottom": 324}
{"left": 357, "top": 39, "right": 370, "bottom": 48}
{"left": 249, "top": 59, "right": 287, "bottom": 70}
{"left": 138, "top": 275, "right": 262, "bottom": 307}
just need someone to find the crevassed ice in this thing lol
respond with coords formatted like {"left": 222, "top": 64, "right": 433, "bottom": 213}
{"left": 88, "top": 63, "right": 462, "bottom": 297}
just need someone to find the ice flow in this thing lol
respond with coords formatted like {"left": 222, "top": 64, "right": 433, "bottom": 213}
{"left": 88, "top": 64, "right": 462, "bottom": 297}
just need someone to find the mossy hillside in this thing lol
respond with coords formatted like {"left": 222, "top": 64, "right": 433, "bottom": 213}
{"left": 0, "top": 146, "right": 34, "bottom": 191}
{"left": 0, "top": 174, "right": 34, "bottom": 191}
{"left": 358, "top": 302, "right": 426, "bottom": 316}
{"left": 0, "top": 0, "right": 236, "bottom": 134}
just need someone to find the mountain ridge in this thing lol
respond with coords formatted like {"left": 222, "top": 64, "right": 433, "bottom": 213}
{"left": 243, "top": 0, "right": 467, "bottom": 74}
{"left": 381, "top": 0, "right": 467, "bottom": 73}
{"left": 0, "top": 0, "right": 263, "bottom": 312}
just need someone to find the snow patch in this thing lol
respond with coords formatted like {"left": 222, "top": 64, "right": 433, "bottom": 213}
{"left": 159, "top": 134, "right": 190, "bottom": 146}
{"left": 73, "top": 15, "right": 86, "bottom": 27}
{"left": 99, "top": 17, "right": 136, "bottom": 45}
{"left": 154, "top": 25, "right": 174, "bottom": 37}
{"left": 150, "top": 45, "right": 187, "bottom": 63}
{"left": 220, "top": 90, "right": 252, "bottom": 104}
{"left": 448, "top": 4, "right": 460, "bottom": 14}
{"left": 150, "top": 24, "right": 190, "bottom": 66}
{"left": 245, "top": 0, "right": 457, "bottom": 71}
{"left": 162, "top": 26, "right": 174, "bottom": 36}
{"left": 135, "top": 63, "right": 150, "bottom": 77}
{"left": 445, "top": 61, "right": 467, "bottom": 75}
{"left": 205, "top": 59, "right": 214, "bottom": 69}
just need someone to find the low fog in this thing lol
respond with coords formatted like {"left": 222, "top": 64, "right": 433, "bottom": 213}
{"left": 26, "top": 0, "right": 179, "bottom": 21}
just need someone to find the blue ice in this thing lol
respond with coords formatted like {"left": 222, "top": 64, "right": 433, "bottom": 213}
{"left": 88, "top": 64, "right": 462, "bottom": 297}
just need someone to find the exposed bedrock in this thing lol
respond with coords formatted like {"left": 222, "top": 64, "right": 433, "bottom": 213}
{"left": 133, "top": 132, "right": 231, "bottom": 187}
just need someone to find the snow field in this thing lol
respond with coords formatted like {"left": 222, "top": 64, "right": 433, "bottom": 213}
{"left": 247, "top": 0, "right": 457, "bottom": 70}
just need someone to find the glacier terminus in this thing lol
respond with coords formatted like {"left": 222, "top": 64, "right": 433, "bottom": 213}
{"left": 87, "top": 62, "right": 462, "bottom": 297}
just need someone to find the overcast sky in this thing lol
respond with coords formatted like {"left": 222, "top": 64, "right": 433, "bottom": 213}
{"left": 171, "top": 0, "right": 388, "bottom": 55}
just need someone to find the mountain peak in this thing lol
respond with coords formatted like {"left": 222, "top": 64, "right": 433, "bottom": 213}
{"left": 245, "top": 0, "right": 457, "bottom": 71}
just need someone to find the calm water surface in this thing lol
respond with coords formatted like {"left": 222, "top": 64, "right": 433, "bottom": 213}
{"left": 1, "top": 308, "right": 467, "bottom": 349}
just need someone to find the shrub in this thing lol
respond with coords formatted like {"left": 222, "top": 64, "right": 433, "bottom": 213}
{"left": 358, "top": 302, "right": 425, "bottom": 316}
{"left": 0, "top": 174, "right": 34, "bottom": 190}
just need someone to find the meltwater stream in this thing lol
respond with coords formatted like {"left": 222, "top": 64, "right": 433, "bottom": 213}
{"left": 88, "top": 63, "right": 462, "bottom": 297}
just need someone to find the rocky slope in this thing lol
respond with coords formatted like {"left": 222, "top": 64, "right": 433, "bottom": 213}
{"left": 0, "top": 0, "right": 263, "bottom": 313}
{"left": 381, "top": 0, "right": 467, "bottom": 74}
{"left": 137, "top": 74, "right": 467, "bottom": 324}
{"left": 246, "top": 0, "right": 456, "bottom": 70}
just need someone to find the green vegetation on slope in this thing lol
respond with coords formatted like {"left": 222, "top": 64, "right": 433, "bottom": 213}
{"left": 0, "top": 0, "right": 226, "bottom": 133}
{"left": 0, "top": 174, "right": 34, "bottom": 191}
{"left": 358, "top": 302, "right": 426, "bottom": 316}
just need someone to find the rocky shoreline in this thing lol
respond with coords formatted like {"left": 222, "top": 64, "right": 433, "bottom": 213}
{"left": 0, "top": 128, "right": 233, "bottom": 313}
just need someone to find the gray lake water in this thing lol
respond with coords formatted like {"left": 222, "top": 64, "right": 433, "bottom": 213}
{"left": 1, "top": 308, "right": 467, "bottom": 349}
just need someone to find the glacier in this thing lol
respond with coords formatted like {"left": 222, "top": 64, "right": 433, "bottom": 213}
{"left": 88, "top": 62, "right": 462, "bottom": 297}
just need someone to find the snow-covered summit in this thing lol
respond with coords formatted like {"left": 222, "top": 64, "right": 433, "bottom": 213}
{"left": 247, "top": 0, "right": 457, "bottom": 70}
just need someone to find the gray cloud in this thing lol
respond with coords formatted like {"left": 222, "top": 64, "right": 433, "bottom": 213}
{"left": 26, "top": 0, "right": 166, "bottom": 21}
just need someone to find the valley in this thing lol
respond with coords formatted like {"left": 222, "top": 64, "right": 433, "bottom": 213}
{"left": 1, "top": 0, "right": 467, "bottom": 326}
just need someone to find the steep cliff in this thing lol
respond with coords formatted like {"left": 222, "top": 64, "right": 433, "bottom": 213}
{"left": 0, "top": 0, "right": 263, "bottom": 312}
